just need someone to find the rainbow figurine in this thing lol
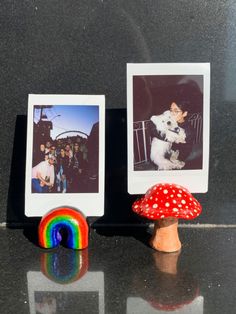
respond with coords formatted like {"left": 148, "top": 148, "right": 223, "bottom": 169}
{"left": 38, "top": 207, "right": 89, "bottom": 250}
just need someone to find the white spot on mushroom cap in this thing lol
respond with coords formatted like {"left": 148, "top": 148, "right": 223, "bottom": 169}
{"left": 165, "top": 202, "right": 170, "bottom": 207}
{"left": 152, "top": 204, "right": 158, "bottom": 209}
{"left": 163, "top": 189, "right": 168, "bottom": 194}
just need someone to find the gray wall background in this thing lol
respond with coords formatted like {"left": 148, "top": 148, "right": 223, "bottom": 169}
{"left": 1, "top": 0, "right": 236, "bottom": 225}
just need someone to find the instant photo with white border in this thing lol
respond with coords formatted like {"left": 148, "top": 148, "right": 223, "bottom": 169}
{"left": 25, "top": 94, "right": 105, "bottom": 217}
{"left": 127, "top": 63, "right": 210, "bottom": 194}
{"left": 27, "top": 271, "right": 104, "bottom": 314}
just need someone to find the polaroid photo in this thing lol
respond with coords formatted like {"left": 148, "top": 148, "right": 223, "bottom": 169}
{"left": 27, "top": 271, "right": 104, "bottom": 314}
{"left": 25, "top": 94, "right": 105, "bottom": 217}
{"left": 127, "top": 63, "right": 210, "bottom": 194}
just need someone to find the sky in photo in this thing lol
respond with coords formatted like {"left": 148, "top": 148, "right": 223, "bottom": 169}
{"left": 34, "top": 105, "right": 99, "bottom": 140}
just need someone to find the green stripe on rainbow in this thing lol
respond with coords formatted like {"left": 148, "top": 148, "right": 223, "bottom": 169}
{"left": 39, "top": 207, "right": 89, "bottom": 250}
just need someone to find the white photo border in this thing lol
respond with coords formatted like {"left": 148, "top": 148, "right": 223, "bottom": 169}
{"left": 25, "top": 94, "right": 105, "bottom": 217}
{"left": 127, "top": 63, "right": 210, "bottom": 194}
{"left": 27, "top": 271, "right": 104, "bottom": 314}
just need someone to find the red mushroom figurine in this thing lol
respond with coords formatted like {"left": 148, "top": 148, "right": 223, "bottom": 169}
{"left": 132, "top": 183, "right": 202, "bottom": 252}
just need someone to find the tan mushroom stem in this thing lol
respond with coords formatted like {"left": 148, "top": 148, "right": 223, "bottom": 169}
{"left": 150, "top": 217, "right": 181, "bottom": 253}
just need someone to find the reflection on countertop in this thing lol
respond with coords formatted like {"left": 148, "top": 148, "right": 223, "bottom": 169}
{"left": 28, "top": 249, "right": 104, "bottom": 314}
{"left": 1, "top": 226, "right": 236, "bottom": 313}
{"left": 127, "top": 250, "right": 202, "bottom": 313}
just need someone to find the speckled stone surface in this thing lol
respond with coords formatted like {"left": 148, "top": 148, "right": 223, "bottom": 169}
{"left": 1, "top": 1, "right": 236, "bottom": 224}
{"left": 1, "top": 227, "right": 236, "bottom": 314}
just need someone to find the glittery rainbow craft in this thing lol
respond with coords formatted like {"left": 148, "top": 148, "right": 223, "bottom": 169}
{"left": 38, "top": 207, "right": 89, "bottom": 249}
{"left": 41, "top": 250, "right": 88, "bottom": 284}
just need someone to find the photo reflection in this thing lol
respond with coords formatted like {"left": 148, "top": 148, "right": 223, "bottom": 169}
{"left": 127, "top": 250, "right": 203, "bottom": 313}
{"left": 27, "top": 249, "right": 104, "bottom": 314}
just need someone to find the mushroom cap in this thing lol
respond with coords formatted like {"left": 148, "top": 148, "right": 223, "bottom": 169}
{"left": 132, "top": 183, "right": 202, "bottom": 220}
{"left": 148, "top": 286, "right": 199, "bottom": 311}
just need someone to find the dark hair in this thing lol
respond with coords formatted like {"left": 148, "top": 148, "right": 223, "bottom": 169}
{"left": 172, "top": 80, "right": 203, "bottom": 114}
{"left": 175, "top": 99, "right": 191, "bottom": 113}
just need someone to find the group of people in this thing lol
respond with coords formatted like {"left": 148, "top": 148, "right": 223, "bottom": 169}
{"left": 32, "top": 140, "right": 89, "bottom": 193}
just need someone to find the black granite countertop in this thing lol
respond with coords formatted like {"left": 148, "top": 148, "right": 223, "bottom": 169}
{"left": 1, "top": 2, "right": 236, "bottom": 312}
{"left": 1, "top": 226, "right": 236, "bottom": 314}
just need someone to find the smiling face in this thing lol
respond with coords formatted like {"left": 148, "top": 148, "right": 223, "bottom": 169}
{"left": 46, "top": 141, "right": 51, "bottom": 148}
{"left": 74, "top": 143, "right": 79, "bottom": 151}
{"left": 40, "top": 144, "right": 45, "bottom": 152}
{"left": 65, "top": 144, "right": 70, "bottom": 151}
{"left": 170, "top": 102, "right": 188, "bottom": 124}
{"left": 60, "top": 149, "right": 65, "bottom": 157}
{"left": 48, "top": 157, "right": 55, "bottom": 165}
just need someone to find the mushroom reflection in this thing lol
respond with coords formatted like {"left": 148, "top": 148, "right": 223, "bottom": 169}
{"left": 129, "top": 250, "right": 201, "bottom": 313}
{"left": 148, "top": 251, "right": 200, "bottom": 311}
